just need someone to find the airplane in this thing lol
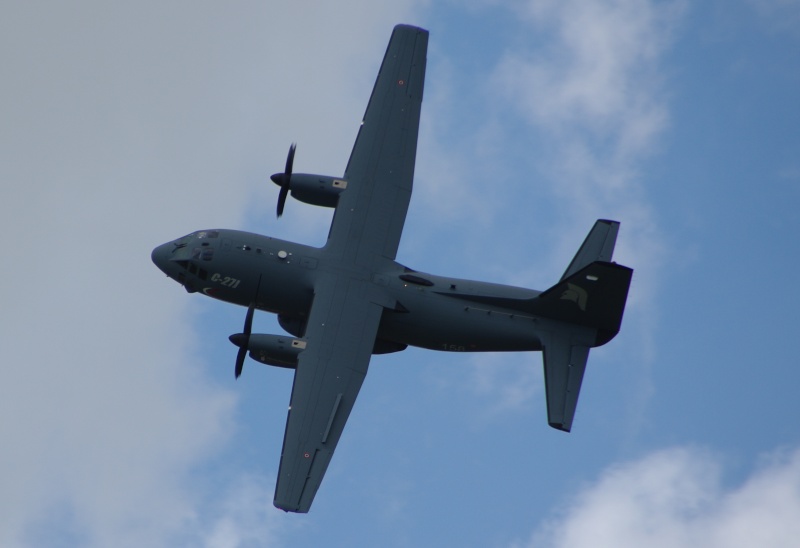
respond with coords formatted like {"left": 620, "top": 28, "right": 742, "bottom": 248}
{"left": 151, "top": 24, "right": 633, "bottom": 513}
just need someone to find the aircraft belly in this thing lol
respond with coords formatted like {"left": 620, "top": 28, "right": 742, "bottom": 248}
{"left": 379, "top": 296, "right": 542, "bottom": 352}
{"left": 261, "top": 280, "right": 314, "bottom": 316}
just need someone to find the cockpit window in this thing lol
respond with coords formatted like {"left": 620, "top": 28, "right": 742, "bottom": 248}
{"left": 192, "top": 248, "right": 214, "bottom": 261}
{"left": 175, "top": 260, "right": 207, "bottom": 280}
{"left": 197, "top": 230, "right": 219, "bottom": 239}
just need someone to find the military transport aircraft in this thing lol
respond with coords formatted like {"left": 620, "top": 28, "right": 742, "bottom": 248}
{"left": 152, "top": 24, "right": 632, "bottom": 513}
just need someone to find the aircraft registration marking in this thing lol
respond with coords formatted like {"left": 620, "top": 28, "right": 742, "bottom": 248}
{"left": 211, "top": 273, "right": 241, "bottom": 289}
{"left": 441, "top": 344, "right": 466, "bottom": 351}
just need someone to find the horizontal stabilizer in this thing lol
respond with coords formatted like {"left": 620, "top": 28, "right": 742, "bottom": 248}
{"left": 540, "top": 326, "right": 595, "bottom": 432}
{"left": 561, "top": 220, "right": 619, "bottom": 281}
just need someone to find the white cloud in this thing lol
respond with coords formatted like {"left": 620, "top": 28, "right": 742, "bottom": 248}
{"left": 494, "top": 0, "right": 684, "bottom": 222}
{"left": 0, "top": 2, "right": 420, "bottom": 546}
{"left": 500, "top": 0, "right": 681, "bottom": 132}
{"left": 520, "top": 446, "right": 800, "bottom": 548}
{"left": 451, "top": 0, "right": 684, "bottom": 422}
{"left": 200, "top": 475, "right": 288, "bottom": 548}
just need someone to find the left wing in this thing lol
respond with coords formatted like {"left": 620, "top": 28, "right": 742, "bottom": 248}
{"left": 273, "top": 275, "right": 384, "bottom": 512}
{"left": 325, "top": 24, "right": 428, "bottom": 266}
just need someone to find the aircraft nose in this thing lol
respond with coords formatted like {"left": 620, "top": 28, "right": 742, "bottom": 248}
{"left": 151, "top": 242, "right": 172, "bottom": 274}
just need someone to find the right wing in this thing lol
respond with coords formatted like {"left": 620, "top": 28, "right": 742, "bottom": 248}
{"left": 273, "top": 274, "right": 384, "bottom": 513}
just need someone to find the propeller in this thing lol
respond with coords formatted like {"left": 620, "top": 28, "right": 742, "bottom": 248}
{"left": 230, "top": 276, "right": 262, "bottom": 379}
{"left": 270, "top": 143, "right": 296, "bottom": 218}
{"left": 233, "top": 304, "right": 254, "bottom": 379}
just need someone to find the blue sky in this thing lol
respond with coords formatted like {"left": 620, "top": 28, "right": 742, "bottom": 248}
{"left": 2, "top": 1, "right": 799, "bottom": 546}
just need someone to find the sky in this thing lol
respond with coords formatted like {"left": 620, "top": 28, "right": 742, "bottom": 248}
{"left": 1, "top": 1, "right": 799, "bottom": 546}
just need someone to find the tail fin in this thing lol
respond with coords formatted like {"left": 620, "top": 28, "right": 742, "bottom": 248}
{"left": 561, "top": 219, "right": 619, "bottom": 281}
{"left": 534, "top": 261, "right": 632, "bottom": 432}
{"left": 530, "top": 261, "right": 633, "bottom": 346}
{"left": 534, "top": 220, "right": 633, "bottom": 432}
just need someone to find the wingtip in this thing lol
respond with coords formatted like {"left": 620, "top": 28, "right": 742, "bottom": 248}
{"left": 549, "top": 421, "right": 572, "bottom": 433}
{"left": 394, "top": 23, "right": 428, "bottom": 34}
{"left": 273, "top": 499, "right": 308, "bottom": 514}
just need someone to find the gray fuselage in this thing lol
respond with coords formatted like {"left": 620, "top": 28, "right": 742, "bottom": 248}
{"left": 152, "top": 229, "right": 545, "bottom": 354}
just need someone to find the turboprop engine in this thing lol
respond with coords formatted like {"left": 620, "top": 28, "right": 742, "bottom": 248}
{"left": 228, "top": 333, "right": 306, "bottom": 369}
{"left": 283, "top": 173, "right": 347, "bottom": 208}
{"left": 270, "top": 143, "right": 347, "bottom": 217}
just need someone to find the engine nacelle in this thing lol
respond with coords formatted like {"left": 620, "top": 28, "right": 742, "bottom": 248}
{"left": 288, "top": 173, "right": 347, "bottom": 208}
{"left": 278, "top": 314, "right": 306, "bottom": 338}
{"left": 235, "top": 333, "right": 306, "bottom": 369}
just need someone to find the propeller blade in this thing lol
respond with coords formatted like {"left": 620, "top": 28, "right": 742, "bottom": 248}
{"left": 243, "top": 297, "right": 255, "bottom": 334}
{"left": 235, "top": 301, "right": 255, "bottom": 379}
{"left": 284, "top": 142, "right": 296, "bottom": 176}
{"left": 273, "top": 143, "right": 296, "bottom": 218}
{"left": 235, "top": 343, "right": 247, "bottom": 379}
{"left": 233, "top": 276, "right": 261, "bottom": 379}
{"left": 277, "top": 185, "right": 289, "bottom": 217}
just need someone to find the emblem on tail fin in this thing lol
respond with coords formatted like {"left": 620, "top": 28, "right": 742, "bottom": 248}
{"left": 560, "top": 283, "right": 588, "bottom": 311}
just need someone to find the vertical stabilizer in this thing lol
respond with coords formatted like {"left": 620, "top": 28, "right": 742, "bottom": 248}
{"left": 561, "top": 220, "right": 619, "bottom": 282}
{"left": 534, "top": 219, "right": 632, "bottom": 433}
